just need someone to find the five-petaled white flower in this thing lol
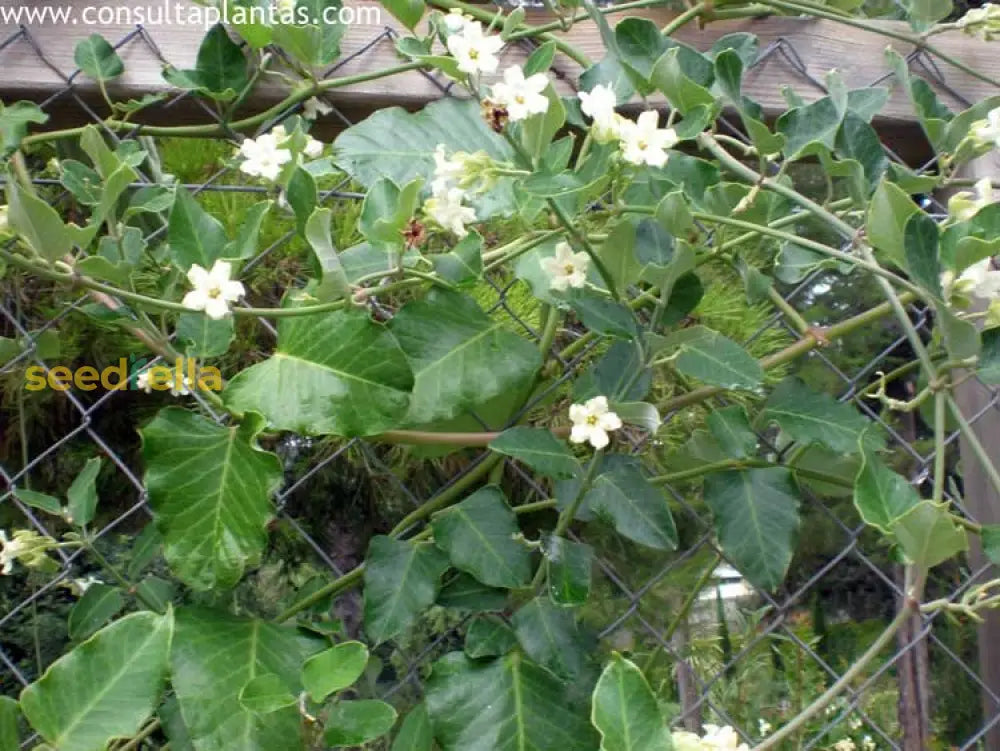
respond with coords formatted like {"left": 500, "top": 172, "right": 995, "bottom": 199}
{"left": 949, "top": 177, "right": 995, "bottom": 222}
{"left": 619, "top": 111, "right": 678, "bottom": 168}
{"left": 490, "top": 66, "right": 550, "bottom": 122}
{"left": 443, "top": 7, "right": 471, "bottom": 32}
{"left": 433, "top": 144, "right": 470, "bottom": 194}
{"left": 541, "top": 241, "right": 590, "bottom": 291}
{"left": 569, "top": 396, "right": 622, "bottom": 449}
{"left": 579, "top": 83, "right": 626, "bottom": 142}
{"left": 238, "top": 130, "right": 292, "bottom": 181}
{"left": 0, "top": 530, "right": 22, "bottom": 575}
{"left": 973, "top": 106, "right": 1000, "bottom": 149}
{"left": 183, "top": 260, "right": 246, "bottom": 320}
{"left": 943, "top": 257, "right": 1000, "bottom": 301}
{"left": 302, "top": 96, "right": 332, "bottom": 121}
{"left": 446, "top": 20, "right": 503, "bottom": 75}
{"left": 424, "top": 187, "right": 477, "bottom": 237}
{"left": 701, "top": 725, "right": 749, "bottom": 751}
{"left": 70, "top": 575, "right": 103, "bottom": 596}
{"left": 304, "top": 135, "right": 325, "bottom": 159}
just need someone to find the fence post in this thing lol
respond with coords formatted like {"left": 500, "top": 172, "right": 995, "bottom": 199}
{"left": 948, "top": 154, "right": 1000, "bottom": 748}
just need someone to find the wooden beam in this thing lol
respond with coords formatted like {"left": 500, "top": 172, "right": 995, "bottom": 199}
{"left": 0, "top": 0, "right": 996, "bottom": 153}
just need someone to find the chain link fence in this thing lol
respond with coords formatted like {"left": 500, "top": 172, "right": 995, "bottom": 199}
{"left": 1, "top": 9, "right": 999, "bottom": 750}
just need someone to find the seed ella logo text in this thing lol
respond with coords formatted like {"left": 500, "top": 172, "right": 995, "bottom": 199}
{"left": 24, "top": 356, "right": 223, "bottom": 392}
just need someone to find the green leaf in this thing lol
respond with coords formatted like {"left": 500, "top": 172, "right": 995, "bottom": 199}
{"left": 545, "top": 536, "right": 592, "bottom": 607}
{"left": 0, "top": 100, "right": 48, "bottom": 153}
{"left": 903, "top": 211, "right": 942, "bottom": 297}
{"left": 74, "top": 34, "right": 124, "bottom": 82}
{"left": 760, "top": 378, "right": 883, "bottom": 454}
{"left": 324, "top": 700, "right": 397, "bottom": 748}
{"left": 437, "top": 572, "right": 508, "bottom": 612}
{"left": 286, "top": 166, "right": 317, "bottom": 236}
{"left": 615, "top": 17, "right": 670, "bottom": 82}
{"left": 238, "top": 674, "right": 297, "bottom": 714}
{"left": 866, "top": 179, "right": 919, "bottom": 266}
{"left": 67, "top": 583, "right": 124, "bottom": 642}
{"left": 168, "top": 187, "right": 228, "bottom": 269}
{"left": 176, "top": 313, "right": 234, "bottom": 358}
{"left": 591, "top": 654, "right": 671, "bottom": 751}
{"left": 390, "top": 290, "right": 540, "bottom": 425}
{"left": 584, "top": 460, "right": 677, "bottom": 551}
{"left": 224, "top": 200, "right": 272, "bottom": 259}
{"left": 651, "top": 47, "right": 716, "bottom": 115}
{"left": 634, "top": 218, "right": 675, "bottom": 266}
{"left": 613, "top": 401, "right": 661, "bottom": 433}
{"left": 301, "top": 641, "right": 369, "bottom": 702}
{"left": 271, "top": 0, "right": 345, "bottom": 67}
{"left": 657, "top": 325, "right": 764, "bottom": 391}
{"left": 66, "top": 457, "right": 101, "bottom": 527}
{"left": 14, "top": 488, "right": 63, "bottom": 516}
{"left": 163, "top": 24, "right": 248, "bottom": 100}
{"left": 903, "top": 0, "right": 951, "bottom": 28}
{"left": 978, "top": 328, "right": 1000, "bottom": 384}
{"left": 981, "top": 525, "right": 1000, "bottom": 565}
{"left": 224, "top": 308, "right": 414, "bottom": 436}
{"left": 512, "top": 597, "right": 590, "bottom": 679}
{"left": 465, "top": 615, "right": 518, "bottom": 659}
{"left": 140, "top": 408, "right": 282, "bottom": 590}
{"left": 432, "top": 230, "right": 483, "bottom": 286}
{"left": 703, "top": 468, "right": 800, "bottom": 591}
{"left": 383, "top": 0, "right": 424, "bottom": 28}
{"left": 707, "top": 405, "right": 757, "bottom": 459}
{"left": 170, "top": 607, "right": 315, "bottom": 751}
{"left": 391, "top": 703, "right": 433, "bottom": 751}
{"left": 364, "top": 536, "right": 449, "bottom": 644}
{"left": 890, "top": 501, "right": 968, "bottom": 570}
{"left": 0, "top": 695, "right": 18, "bottom": 751}
{"left": 566, "top": 291, "right": 638, "bottom": 340}
{"left": 20, "top": 611, "right": 172, "bottom": 751}
{"left": 6, "top": 179, "right": 73, "bottom": 262}
{"left": 425, "top": 652, "right": 598, "bottom": 751}
{"left": 525, "top": 40, "right": 557, "bottom": 76}
{"left": 576, "top": 341, "right": 651, "bottom": 402}
{"left": 335, "top": 98, "right": 516, "bottom": 221}
{"left": 432, "top": 486, "right": 532, "bottom": 589}
{"left": 853, "top": 443, "right": 920, "bottom": 533}
{"left": 521, "top": 84, "right": 566, "bottom": 163}
{"left": 304, "top": 207, "right": 351, "bottom": 301}
{"left": 489, "top": 427, "right": 581, "bottom": 480}
{"left": 359, "top": 176, "right": 422, "bottom": 248}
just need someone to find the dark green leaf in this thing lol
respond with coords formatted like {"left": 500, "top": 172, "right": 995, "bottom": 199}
{"left": 432, "top": 230, "right": 483, "bottom": 286}
{"left": 867, "top": 179, "right": 919, "bottom": 266}
{"left": 66, "top": 457, "right": 101, "bottom": 528}
{"left": 703, "top": 468, "right": 800, "bottom": 591}
{"left": 615, "top": 17, "right": 669, "bottom": 82}
{"left": 651, "top": 47, "right": 716, "bottom": 115}
{"left": 168, "top": 187, "right": 228, "bottom": 269}
{"left": 575, "top": 340, "right": 651, "bottom": 401}
{"left": 465, "top": 615, "right": 518, "bottom": 659}
{"left": 225, "top": 308, "right": 414, "bottom": 436}
{"left": 364, "top": 536, "right": 449, "bottom": 644}
{"left": 391, "top": 703, "right": 432, "bottom": 751}
{"left": 324, "top": 700, "right": 397, "bottom": 747}
{"left": 489, "top": 427, "right": 581, "bottom": 480}
{"left": 432, "top": 487, "right": 532, "bottom": 589}
{"left": 14, "top": 488, "right": 63, "bottom": 516}
{"left": 634, "top": 218, "right": 674, "bottom": 266}
{"left": 979, "top": 328, "right": 1000, "bottom": 384}
{"left": 175, "top": 313, "right": 234, "bottom": 359}
{"left": 163, "top": 24, "right": 248, "bottom": 99}
{"left": 0, "top": 696, "right": 18, "bottom": 751}
{"left": 20, "top": 611, "right": 172, "bottom": 751}
{"left": 545, "top": 536, "right": 592, "bottom": 607}
{"left": 286, "top": 166, "right": 317, "bottom": 236}
{"left": 383, "top": 0, "right": 424, "bottom": 28}
{"left": 567, "top": 291, "right": 638, "bottom": 339}
{"left": 658, "top": 325, "right": 764, "bottom": 391}
{"left": 437, "top": 572, "right": 508, "bottom": 612}
{"left": 512, "top": 597, "right": 590, "bottom": 679}
{"left": 68, "top": 583, "right": 124, "bottom": 641}
{"left": 904, "top": 211, "right": 942, "bottom": 297}
{"left": 707, "top": 405, "right": 757, "bottom": 459}
{"left": 141, "top": 408, "right": 282, "bottom": 590}
{"left": 584, "top": 460, "right": 678, "bottom": 551}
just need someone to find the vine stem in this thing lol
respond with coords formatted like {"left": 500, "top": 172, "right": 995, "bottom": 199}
{"left": 662, "top": 2, "right": 706, "bottom": 35}
{"left": 753, "top": 573, "right": 920, "bottom": 750}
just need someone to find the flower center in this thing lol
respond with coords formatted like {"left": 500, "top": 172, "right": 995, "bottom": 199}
{"left": 563, "top": 263, "right": 575, "bottom": 275}
{"left": 586, "top": 415, "right": 599, "bottom": 426}
{"left": 469, "top": 49, "right": 479, "bottom": 59}
{"left": 515, "top": 94, "right": 525, "bottom": 104}
{"left": 637, "top": 140, "right": 648, "bottom": 151}
{"left": 207, "top": 285, "right": 222, "bottom": 300}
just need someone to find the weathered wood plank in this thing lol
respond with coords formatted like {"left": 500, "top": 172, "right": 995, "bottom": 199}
{"left": 0, "top": 0, "right": 996, "bottom": 146}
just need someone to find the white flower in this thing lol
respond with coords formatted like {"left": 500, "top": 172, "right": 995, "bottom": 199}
{"left": 443, "top": 7, "right": 471, "bottom": 32}
{"left": 182, "top": 260, "right": 246, "bottom": 320}
{"left": 70, "top": 575, "right": 102, "bottom": 596}
{"left": 848, "top": 716, "right": 863, "bottom": 731}
{"left": 973, "top": 106, "right": 1000, "bottom": 149}
{"left": 433, "top": 144, "right": 469, "bottom": 194}
{"left": 490, "top": 66, "right": 549, "bottom": 122}
{"left": 948, "top": 177, "right": 995, "bottom": 222}
{"left": 671, "top": 731, "right": 705, "bottom": 751}
{"left": 541, "top": 241, "right": 589, "bottom": 291}
{"left": 580, "top": 84, "right": 625, "bottom": 142}
{"left": 0, "top": 530, "right": 22, "bottom": 575}
{"left": 423, "top": 187, "right": 477, "bottom": 237}
{"left": 833, "top": 739, "right": 856, "bottom": 751}
{"left": 701, "top": 724, "right": 749, "bottom": 751}
{"left": 304, "top": 135, "right": 325, "bottom": 159}
{"left": 569, "top": 395, "right": 622, "bottom": 449}
{"left": 302, "top": 96, "right": 332, "bottom": 120}
{"left": 238, "top": 130, "right": 292, "bottom": 181}
{"left": 945, "top": 257, "right": 1000, "bottom": 301}
{"left": 861, "top": 735, "right": 876, "bottom": 751}
{"left": 758, "top": 718, "right": 772, "bottom": 736}
{"left": 446, "top": 20, "right": 503, "bottom": 75}
{"left": 619, "top": 111, "right": 678, "bottom": 168}
{"left": 136, "top": 369, "right": 153, "bottom": 393}
{"left": 170, "top": 375, "right": 193, "bottom": 398}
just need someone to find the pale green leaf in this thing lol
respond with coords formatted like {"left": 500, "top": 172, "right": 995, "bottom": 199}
{"left": 14, "top": 488, "right": 63, "bottom": 516}
{"left": 302, "top": 641, "right": 369, "bottom": 702}
{"left": 657, "top": 325, "right": 763, "bottom": 391}
{"left": 890, "top": 501, "right": 968, "bottom": 570}
{"left": 20, "top": 611, "right": 173, "bottom": 751}
{"left": 866, "top": 179, "right": 918, "bottom": 267}
{"left": 0, "top": 100, "right": 48, "bottom": 153}
{"left": 703, "top": 468, "right": 800, "bottom": 591}
{"left": 67, "top": 583, "right": 124, "bottom": 642}
{"left": 74, "top": 34, "right": 124, "bottom": 82}
{"left": 238, "top": 674, "right": 297, "bottom": 714}
{"left": 591, "top": 654, "right": 671, "bottom": 751}
{"left": 175, "top": 313, "right": 234, "bottom": 359}
{"left": 432, "top": 486, "right": 532, "bottom": 589}
{"left": 140, "top": 408, "right": 282, "bottom": 590}
{"left": 304, "top": 207, "right": 351, "bottom": 301}
{"left": 0, "top": 695, "right": 18, "bottom": 751}
{"left": 6, "top": 179, "right": 73, "bottom": 263}
{"left": 66, "top": 457, "right": 101, "bottom": 527}
{"left": 224, "top": 200, "right": 272, "bottom": 260}
{"left": 432, "top": 231, "right": 483, "bottom": 286}
{"left": 391, "top": 703, "right": 433, "bottom": 751}
{"left": 324, "top": 700, "right": 397, "bottom": 747}
{"left": 853, "top": 444, "right": 920, "bottom": 533}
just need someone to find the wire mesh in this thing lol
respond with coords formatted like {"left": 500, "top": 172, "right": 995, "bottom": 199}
{"left": 0, "top": 11, "right": 998, "bottom": 751}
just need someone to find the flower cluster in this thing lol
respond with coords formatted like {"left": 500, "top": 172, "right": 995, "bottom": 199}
{"left": 972, "top": 106, "right": 1000, "bottom": 151}
{"left": 941, "top": 257, "right": 1000, "bottom": 304}
{"left": 569, "top": 395, "right": 622, "bottom": 450}
{"left": 183, "top": 259, "right": 246, "bottom": 320}
{"left": 0, "top": 529, "right": 58, "bottom": 575}
{"left": 672, "top": 724, "right": 749, "bottom": 751}
{"left": 137, "top": 368, "right": 193, "bottom": 397}
{"left": 948, "top": 177, "right": 996, "bottom": 222}
{"left": 423, "top": 145, "right": 480, "bottom": 237}
{"left": 238, "top": 124, "right": 324, "bottom": 182}
{"left": 957, "top": 3, "right": 1000, "bottom": 39}
{"left": 578, "top": 83, "right": 679, "bottom": 167}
